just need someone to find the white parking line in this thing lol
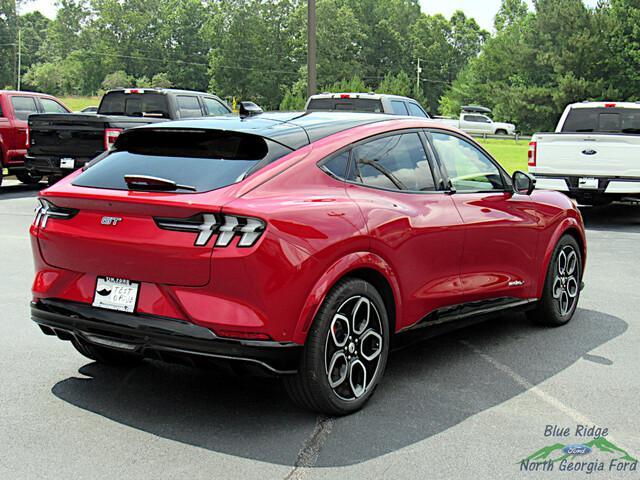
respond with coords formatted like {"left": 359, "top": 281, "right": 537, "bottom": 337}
{"left": 459, "top": 340, "right": 631, "bottom": 451}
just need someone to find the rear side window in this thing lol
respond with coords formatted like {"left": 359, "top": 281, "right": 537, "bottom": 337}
{"left": 408, "top": 103, "right": 428, "bottom": 118}
{"left": 202, "top": 97, "right": 230, "bottom": 116}
{"left": 307, "top": 98, "right": 383, "bottom": 113}
{"left": 177, "top": 95, "right": 203, "bottom": 118}
{"left": 352, "top": 133, "right": 436, "bottom": 192}
{"left": 73, "top": 129, "right": 293, "bottom": 193}
{"left": 40, "top": 98, "right": 68, "bottom": 113}
{"left": 321, "top": 151, "right": 350, "bottom": 179}
{"left": 390, "top": 101, "right": 409, "bottom": 115}
{"left": 98, "top": 92, "right": 170, "bottom": 118}
{"left": 561, "top": 107, "right": 640, "bottom": 133}
{"left": 11, "top": 96, "right": 38, "bottom": 121}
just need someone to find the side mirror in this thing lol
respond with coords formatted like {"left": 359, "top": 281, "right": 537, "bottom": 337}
{"left": 512, "top": 170, "right": 536, "bottom": 195}
{"left": 239, "top": 101, "right": 263, "bottom": 118}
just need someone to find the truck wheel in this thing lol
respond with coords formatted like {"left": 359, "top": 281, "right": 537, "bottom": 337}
{"left": 16, "top": 171, "right": 43, "bottom": 185}
{"left": 284, "top": 278, "right": 390, "bottom": 415}
{"left": 47, "top": 175, "right": 62, "bottom": 186}
{"left": 495, "top": 129, "right": 508, "bottom": 135}
{"left": 527, "top": 235, "right": 582, "bottom": 327}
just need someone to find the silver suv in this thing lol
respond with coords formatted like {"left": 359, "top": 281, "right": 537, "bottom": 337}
{"left": 305, "top": 93, "right": 430, "bottom": 118}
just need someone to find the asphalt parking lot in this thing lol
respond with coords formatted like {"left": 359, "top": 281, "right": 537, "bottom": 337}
{"left": 1, "top": 178, "right": 639, "bottom": 479}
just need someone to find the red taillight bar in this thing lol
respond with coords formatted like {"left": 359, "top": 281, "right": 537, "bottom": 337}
{"left": 104, "top": 128, "right": 123, "bottom": 150}
{"left": 528, "top": 141, "right": 537, "bottom": 167}
{"left": 604, "top": 103, "right": 616, "bottom": 108}
{"left": 340, "top": 94, "right": 351, "bottom": 99}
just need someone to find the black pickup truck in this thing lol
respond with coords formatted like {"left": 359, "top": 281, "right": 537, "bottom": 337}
{"left": 26, "top": 88, "right": 231, "bottom": 181}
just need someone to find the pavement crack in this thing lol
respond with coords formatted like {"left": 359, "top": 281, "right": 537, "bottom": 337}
{"left": 285, "top": 415, "right": 334, "bottom": 480}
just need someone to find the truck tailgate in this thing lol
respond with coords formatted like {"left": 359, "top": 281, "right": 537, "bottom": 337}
{"left": 28, "top": 114, "right": 109, "bottom": 159}
{"left": 535, "top": 133, "right": 640, "bottom": 177}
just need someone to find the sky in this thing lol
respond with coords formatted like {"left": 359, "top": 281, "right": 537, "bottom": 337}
{"left": 23, "top": 0, "right": 601, "bottom": 31}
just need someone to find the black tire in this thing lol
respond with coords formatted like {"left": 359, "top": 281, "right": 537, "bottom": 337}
{"left": 71, "top": 338, "right": 143, "bottom": 367}
{"left": 47, "top": 175, "right": 62, "bottom": 186}
{"left": 284, "top": 278, "right": 390, "bottom": 415}
{"left": 0, "top": 167, "right": 3, "bottom": 188}
{"left": 527, "top": 235, "right": 582, "bottom": 327}
{"left": 495, "top": 129, "right": 508, "bottom": 135}
{"left": 16, "top": 171, "right": 43, "bottom": 185}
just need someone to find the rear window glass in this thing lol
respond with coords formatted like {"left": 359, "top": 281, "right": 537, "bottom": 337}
{"left": 562, "top": 107, "right": 640, "bottom": 133}
{"left": 307, "top": 98, "right": 383, "bottom": 113}
{"left": 11, "top": 96, "right": 39, "bottom": 120}
{"left": 177, "top": 95, "right": 202, "bottom": 118}
{"left": 73, "top": 129, "right": 292, "bottom": 193}
{"left": 390, "top": 101, "right": 409, "bottom": 115}
{"left": 98, "top": 92, "right": 170, "bottom": 118}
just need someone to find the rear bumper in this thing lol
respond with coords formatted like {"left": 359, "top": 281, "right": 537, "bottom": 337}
{"left": 532, "top": 174, "right": 640, "bottom": 198}
{"left": 25, "top": 155, "right": 93, "bottom": 176}
{"left": 31, "top": 299, "right": 302, "bottom": 375}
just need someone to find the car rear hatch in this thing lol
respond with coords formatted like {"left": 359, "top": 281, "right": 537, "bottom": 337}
{"left": 34, "top": 127, "right": 295, "bottom": 287}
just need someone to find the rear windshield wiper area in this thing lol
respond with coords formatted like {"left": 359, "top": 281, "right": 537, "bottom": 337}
{"left": 124, "top": 174, "right": 197, "bottom": 192}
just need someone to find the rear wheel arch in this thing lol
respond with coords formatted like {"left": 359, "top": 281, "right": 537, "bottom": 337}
{"left": 292, "top": 253, "right": 401, "bottom": 344}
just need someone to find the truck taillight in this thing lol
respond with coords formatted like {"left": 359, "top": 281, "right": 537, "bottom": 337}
{"left": 25, "top": 127, "right": 30, "bottom": 148}
{"left": 104, "top": 128, "right": 122, "bottom": 150}
{"left": 528, "top": 141, "right": 537, "bottom": 167}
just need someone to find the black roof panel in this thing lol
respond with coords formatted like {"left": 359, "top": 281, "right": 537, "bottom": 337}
{"left": 133, "top": 112, "right": 394, "bottom": 150}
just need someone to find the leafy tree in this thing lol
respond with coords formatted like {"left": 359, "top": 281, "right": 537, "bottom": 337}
{"left": 151, "top": 72, "right": 173, "bottom": 88}
{"left": 101, "top": 70, "right": 133, "bottom": 90}
{"left": 494, "top": 0, "right": 528, "bottom": 31}
{"left": 377, "top": 71, "right": 412, "bottom": 97}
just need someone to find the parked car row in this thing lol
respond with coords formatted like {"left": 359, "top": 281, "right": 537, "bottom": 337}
{"left": 0, "top": 90, "right": 70, "bottom": 186}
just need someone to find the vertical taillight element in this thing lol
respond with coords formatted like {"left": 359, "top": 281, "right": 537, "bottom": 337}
{"left": 104, "top": 128, "right": 123, "bottom": 151}
{"left": 25, "top": 127, "right": 30, "bottom": 148}
{"left": 154, "top": 213, "right": 266, "bottom": 248}
{"left": 34, "top": 198, "right": 78, "bottom": 229}
{"left": 528, "top": 141, "right": 537, "bottom": 167}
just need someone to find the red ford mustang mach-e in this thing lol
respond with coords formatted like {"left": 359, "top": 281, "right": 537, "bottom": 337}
{"left": 30, "top": 112, "right": 586, "bottom": 415}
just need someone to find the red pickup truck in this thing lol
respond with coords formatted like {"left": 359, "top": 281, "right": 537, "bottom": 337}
{"left": 0, "top": 90, "right": 70, "bottom": 187}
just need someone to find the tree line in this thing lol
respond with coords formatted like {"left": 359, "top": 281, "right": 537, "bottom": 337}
{"left": 1, "top": 0, "right": 640, "bottom": 132}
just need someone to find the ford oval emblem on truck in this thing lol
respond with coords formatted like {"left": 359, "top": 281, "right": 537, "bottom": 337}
{"left": 582, "top": 149, "right": 597, "bottom": 155}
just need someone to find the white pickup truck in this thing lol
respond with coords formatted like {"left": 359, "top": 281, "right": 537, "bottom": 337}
{"left": 433, "top": 106, "right": 516, "bottom": 135}
{"left": 529, "top": 101, "right": 640, "bottom": 205}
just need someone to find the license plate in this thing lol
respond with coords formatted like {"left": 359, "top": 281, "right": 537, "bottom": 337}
{"left": 579, "top": 177, "right": 598, "bottom": 189}
{"left": 60, "top": 157, "right": 75, "bottom": 169}
{"left": 92, "top": 277, "right": 139, "bottom": 313}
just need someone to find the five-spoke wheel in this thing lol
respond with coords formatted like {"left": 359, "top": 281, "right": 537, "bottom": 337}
{"left": 528, "top": 234, "right": 582, "bottom": 327}
{"left": 284, "top": 278, "right": 389, "bottom": 415}
{"left": 552, "top": 245, "right": 579, "bottom": 316}
{"left": 325, "top": 296, "right": 384, "bottom": 401}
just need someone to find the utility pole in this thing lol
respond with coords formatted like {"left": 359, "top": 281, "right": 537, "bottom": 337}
{"left": 416, "top": 58, "right": 422, "bottom": 97}
{"left": 17, "top": 29, "right": 21, "bottom": 91}
{"left": 307, "top": 0, "right": 317, "bottom": 98}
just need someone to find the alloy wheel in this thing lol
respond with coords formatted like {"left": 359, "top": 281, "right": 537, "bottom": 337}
{"left": 324, "top": 295, "right": 383, "bottom": 401}
{"left": 552, "top": 245, "right": 579, "bottom": 316}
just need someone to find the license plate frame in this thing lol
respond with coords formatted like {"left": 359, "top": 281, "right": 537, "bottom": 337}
{"left": 60, "top": 157, "right": 75, "bottom": 169}
{"left": 578, "top": 177, "right": 599, "bottom": 190}
{"left": 92, "top": 276, "right": 140, "bottom": 313}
